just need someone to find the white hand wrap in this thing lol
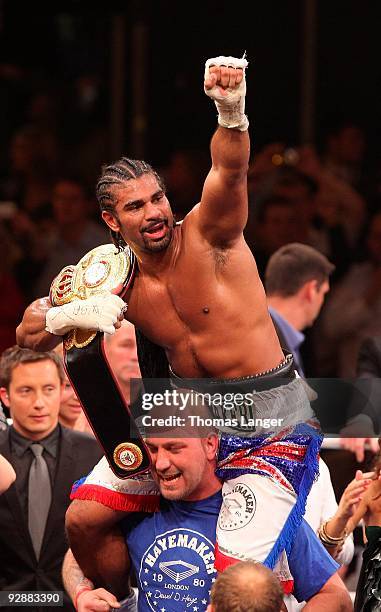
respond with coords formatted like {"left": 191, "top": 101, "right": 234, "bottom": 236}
{"left": 204, "top": 55, "right": 249, "bottom": 131}
{"left": 45, "top": 293, "right": 127, "bottom": 336}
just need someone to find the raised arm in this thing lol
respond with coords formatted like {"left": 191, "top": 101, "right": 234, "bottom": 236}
{"left": 197, "top": 55, "right": 250, "bottom": 246}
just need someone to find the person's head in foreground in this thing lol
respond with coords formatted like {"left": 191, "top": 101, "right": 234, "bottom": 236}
{"left": 207, "top": 561, "right": 284, "bottom": 612}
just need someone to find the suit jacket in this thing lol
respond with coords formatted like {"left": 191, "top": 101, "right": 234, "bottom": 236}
{"left": 346, "top": 336, "right": 381, "bottom": 432}
{"left": 270, "top": 312, "right": 358, "bottom": 434}
{"left": 0, "top": 426, "right": 102, "bottom": 611}
{"left": 357, "top": 336, "right": 381, "bottom": 378}
{"left": 269, "top": 313, "right": 305, "bottom": 376}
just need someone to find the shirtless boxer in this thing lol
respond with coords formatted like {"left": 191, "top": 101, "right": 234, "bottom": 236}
{"left": 16, "top": 54, "right": 320, "bottom": 591}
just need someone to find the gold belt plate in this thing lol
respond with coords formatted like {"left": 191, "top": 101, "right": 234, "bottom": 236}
{"left": 49, "top": 243, "right": 135, "bottom": 349}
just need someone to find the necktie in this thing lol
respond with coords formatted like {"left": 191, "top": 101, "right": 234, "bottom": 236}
{"left": 28, "top": 443, "right": 52, "bottom": 558}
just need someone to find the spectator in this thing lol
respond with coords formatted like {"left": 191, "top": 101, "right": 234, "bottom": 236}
{"left": 58, "top": 374, "right": 83, "bottom": 431}
{"left": 245, "top": 195, "right": 298, "bottom": 279}
{"left": 319, "top": 211, "right": 381, "bottom": 377}
{"left": 160, "top": 148, "right": 210, "bottom": 220}
{"left": 297, "top": 144, "right": 366, "bottom": 256}
{"left": 265, "top": 242, "right": 334, "bottom": 376}
{"left": 320, "top": 116, "right": 367, "bottom": 195}
{"left": 53, "top": 344, "right": 84, "bottom": 431}
{"left": 346, "top": 444, "right": 381, "bottom": 612}
{"left": 207, "top": 561, "right": 284, "bottom": 612}
{"left": 103, "top": 320, "right": 141, "bottom": 404}
{"left": 34, "top": 174, "right": 109, "bottom": 298}
{"left": 284, "top": 457, "right": 362, "bottom": 611}
{"left": 0, "top": 222, "right": 25, "bottom": 354}
{"left": 272, "top": 165, "right": 357, "bottom": 282}
{"left": 339, "top": 335, "right": 381, "bottom": 463}
{"left": 264, "top": 243, "right": 356, "bottom": 609}
{"left": 248, "top": 143, "right": 366, "bottom": 276}
{"left": 0, "top": 345, "right": 102, "bottom": 610}
{"left": 0, "top": 123, "right": 58, "bottom": 218}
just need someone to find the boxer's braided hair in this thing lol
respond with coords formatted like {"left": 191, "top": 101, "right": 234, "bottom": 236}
{"left": 96, "top": 157, "right": 166, "bottom": 251}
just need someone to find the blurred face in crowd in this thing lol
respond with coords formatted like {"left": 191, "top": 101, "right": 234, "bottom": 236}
{"left": 104, "top": 321, "right": 141, "bottom": 385}
{"left": 52, "top": 180, "right": 89, "bottom": 227}
{"left": 366, "top": 214, "right": 381, "bottom": 265}
{"left": 259, "top": 203, "right": 298, "bottom": 253}
{"left": 59, "top": 375, "right": 83, "bottom": 429}
{"left": 0, "top": 360, "right": 62, "bottom": 441}
{"left": 329, "top": 125, "right": 365, "bottom": 165}
{"left": 275, "top": 182, "right": 316, "bottom": 226}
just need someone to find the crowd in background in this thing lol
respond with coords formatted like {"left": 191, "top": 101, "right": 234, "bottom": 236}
{"left": 1, "top": 66, "right": 381, "bottom": 378}
{"left": 1, "top": 33, "right": 381, "bottom": 611}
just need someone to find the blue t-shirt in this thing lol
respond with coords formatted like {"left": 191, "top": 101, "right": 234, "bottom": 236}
{"left": 122, "top": 490, "right": 338, "bottom": 612}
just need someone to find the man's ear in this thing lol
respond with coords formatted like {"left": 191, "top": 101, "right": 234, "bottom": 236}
{"left": 302, "top": 279, "right": 318, "bottom": 303}
{"left": 204, "top": 432, "right": 219, "bottom": 460}
{"left": 0, "top": 387, "right": 10, "bottom": 409}
{"left": 206, "top": 605, "right": 214, "bottom": 612}
{"left": 102, "top": 210, "right": 120, "bottom": 233}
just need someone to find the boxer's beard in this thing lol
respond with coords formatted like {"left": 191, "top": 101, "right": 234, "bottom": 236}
{"left": 141, "top": 219, "right": 173, "bottom": 252}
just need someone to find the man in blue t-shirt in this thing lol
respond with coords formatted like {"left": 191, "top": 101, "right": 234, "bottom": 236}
{"left": 63, "top": 430, "right": 352, "bottom": 611}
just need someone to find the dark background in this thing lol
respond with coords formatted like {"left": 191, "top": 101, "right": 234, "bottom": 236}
{"left": 1, "top": 0, "right": 380, "bottom": 169}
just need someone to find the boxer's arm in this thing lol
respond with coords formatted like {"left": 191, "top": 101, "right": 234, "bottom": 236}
{"left": 65, "top": 499, "right": 131, "bottom": 601}
{"left": 16, "top": 297, "right": 62, "bottom": 351}
{"left": 16, "top": 293, "right": 126, "bottom": 351}
{"left": 197, "top": 55, "right": 250, "bottom": 246}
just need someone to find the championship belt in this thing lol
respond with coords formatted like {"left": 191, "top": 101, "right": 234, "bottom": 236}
{"left": 50, "top": 243, "right": 151, "bottom": 479}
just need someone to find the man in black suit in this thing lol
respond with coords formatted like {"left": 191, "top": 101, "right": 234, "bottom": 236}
{"left": 357, "top": 336, "right": 381, "bottom": 379}
{"left": 0, "top": 345, "right": 102, "bottom": 611}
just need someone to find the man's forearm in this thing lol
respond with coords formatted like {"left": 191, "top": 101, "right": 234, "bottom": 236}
{"left": 62, "top": 550, "right": 122, "bottom": 611}
{"left": 62, "top": 548, "right": 94, "bottom": 604}
{"left": 66, "top": 500, "right": 131, "bottom": 600}
{"left": 210, "top": 126, "right": 250, "bottom": 177}
{"left": 303, "top": 574, "right": 353, "bottom": 611}
{"left": 16, "top": 297, "right": 62, "bottom": 351}
{"left": 304, "top": 590, "right": 353, "bottom": 611}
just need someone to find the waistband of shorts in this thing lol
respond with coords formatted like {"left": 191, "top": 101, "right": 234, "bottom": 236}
{"left": 169, "top": 352, "right": 296, "bottom": 394}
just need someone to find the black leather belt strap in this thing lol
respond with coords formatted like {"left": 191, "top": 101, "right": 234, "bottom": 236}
{"left": 50, "top": 243, "right": 151, "bottom": 478}
{"left": 65, "top": 333, "right": 150, "bottom": 478}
